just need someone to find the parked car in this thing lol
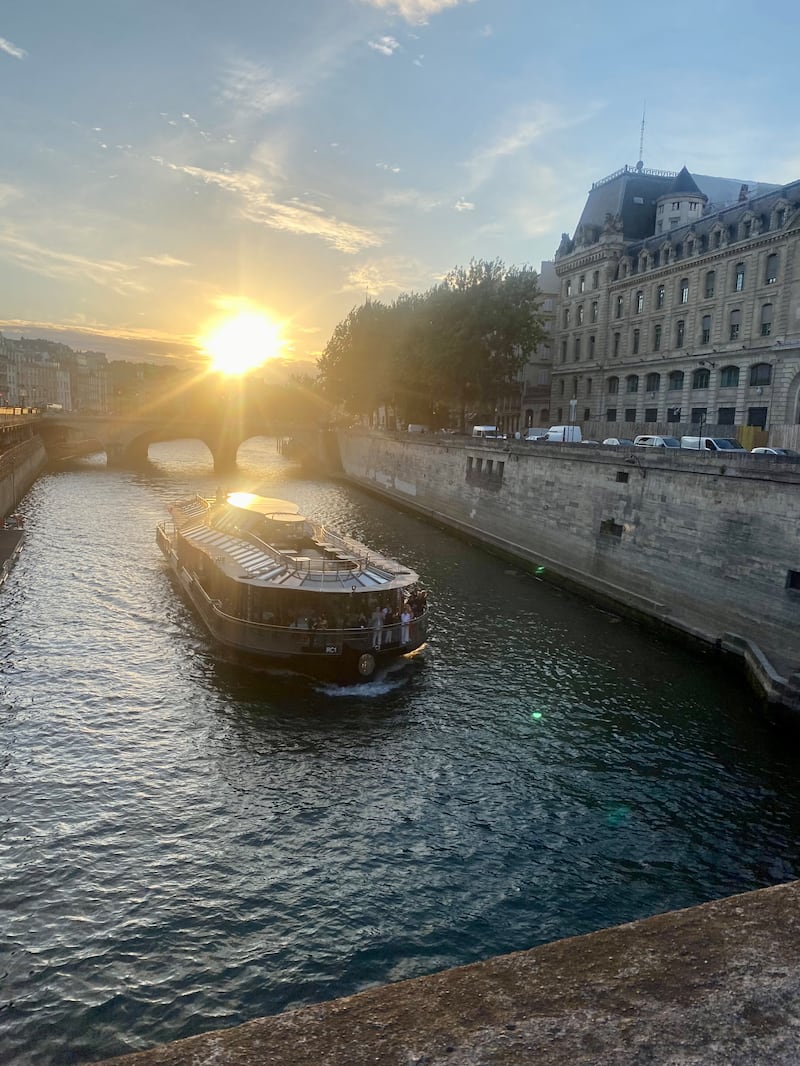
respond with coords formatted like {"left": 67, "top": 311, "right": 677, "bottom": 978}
{"left": 522, "top": 427, "right": 549, "bottom": 441}
{"left": 680, "top": 436, "right": 746, "bottom": 452}
{"left": 633, "top": 435, "right": 682, "bottom": 448}
{"left": 602, "top": 437, "right": 635, "bottom": 446}
{"left": 750, "top": 447, "right": 800, "bottom": 457}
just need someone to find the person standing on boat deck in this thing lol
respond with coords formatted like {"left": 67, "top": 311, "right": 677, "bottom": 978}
{"left": 370, "top": 606, "right": 383, "bottom": 651}
{"left": 400, "top": 605, "right": 412, "bottom": 645}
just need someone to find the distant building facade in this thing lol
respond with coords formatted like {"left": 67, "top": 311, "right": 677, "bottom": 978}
{"left": 0, "top": 335, "right": 109, "bottom": 412}
{"left": 550, "top": 163, "right": 800, "bottom": 432}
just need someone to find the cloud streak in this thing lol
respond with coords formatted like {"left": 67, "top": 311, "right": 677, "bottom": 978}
{"left": 157, "top": 159, "right": 382, "bottom": 254}
{"left": 0, "top": 36, "right": 26, "bottom": 59}
{"left": 360, "top": 0, "right": 475, "bottom": 24}
{"left": 0, "top": 229, "right": 148, "bottom": 295}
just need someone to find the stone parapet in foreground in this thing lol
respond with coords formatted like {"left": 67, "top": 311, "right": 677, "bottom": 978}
{"left": 99, "top": 880, "right": 800, "bottom": 1065}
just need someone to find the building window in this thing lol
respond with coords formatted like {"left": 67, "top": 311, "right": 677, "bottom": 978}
{"left": 607, "top": 376, "right": 619, "bottom": 395}
{"left": 691, "top": 407, "right": 708, "bottom": 424}
{"left": 574, "top": 337, "right": 581, "bottom": 361}
{"left": 765, "top": 253, "right": 778, "bottom": 285}
{"left": 577, "top": 304, "right": 584, "bottom": 324}
{"left": 775, "top": 208, "right": 785, "bottom": 228}
{"left": 718, "top": 407, "right": 736, "bottom": 425}
{"left": 583, "top": 407, "right": 591, "bottom": 421}
{"left": 743, "top": 220, "right": 752, "bottom": 239}
{"left": 667, "top": 407, "right": 682, "bottom": 423}
{"left": 656, "top": 284, "right": 665, "bottom": 309}
{"left": 749, "top": 363, "right": 772, "bottom": 387}
{"left": 760, "top": 303, "right": 773, "bottom": 336}
{"left": 591, "top": 300, "right": 598, "bottom": 322}
{"left": 705, "top": 270, "right": 715, "bottom": 298}
{"left": 616, "top": 471, "right": 630, "bottom": 483}
{"left": 563, "top": 308, "right": 571, "bottom": 328}
{"left": 676, "top": 320, "right": 685, "bottom": 348}
{"left": 689, "top": 202, "right": 697, "bottom": 212}
{"left": 560, "top": 340, "right": 567, "bottom": 363}
{"left": 624, "top": 408, "right": 637, "bottom": 422}
{"left": 632, "top": 328, "right": 640, "bottom": 355}
{"left": 626, "top": 374, "right": 639, "bottom": 394}
{"left": 679, "top": 278, "right": 689, "bottom": 304}
{"left": 701, "top": 314, "right": 712, "bottom": 344}
{"left": 636, "top": 290, "right": 644, "bottom": 313}
{"left": 589, "top": 335, "right": 596, "bottom": 358}
{"left": 692, "top": 368, "right": 710, "bottom": 389}
{"left": 579, "top": 275, "right": 586, "bottom": 293}
{"left": 644, "top": 407, "right": 658, "bottom": 422}
{"left": 720, "top": 365, "right": 739, "bottom": 388}
{"left": 729, "top": 309, "right": 741, "bottom": 340}
{"left": 616, "top": 295, "right": 624, "bottom": 319}
{"left": 606, "top": 408, "right": 617, "bottom": 422}
{"left": 748, "top": 406, "right": 768, "bottom": 428}
{"left": 565, "top": 279, "right": 572, "bottom": 297}
{"left": 613, "top": 332, "right": 621, "bottom": 357}
{"left": 668, "top": 370, "right": 684, "bottom": 391}
{"left": 672, "top": 201, "right": 680, "bottom": 209}
{"left": 653, "top": 323, "right": 662, "bottom": 351}
{"left": 645, "top": 372, "right": 660, "bottom": 392}
{"left": 592, "top": 270, "right": 600, "bottom": 289}
{"left": 734, "top": 262, "right": 745, "bottom": 291}
{"left": 586, "top": 377, "right": 593, "bottom": 394}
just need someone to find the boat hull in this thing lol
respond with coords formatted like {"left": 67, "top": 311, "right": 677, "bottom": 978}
{"left": 160, "top": 544, "right": 428, "bottom": 685}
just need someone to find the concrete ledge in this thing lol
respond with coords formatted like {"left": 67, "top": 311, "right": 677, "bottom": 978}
{"left": 98, "top": 881, "right": 800, "bottom": 1066}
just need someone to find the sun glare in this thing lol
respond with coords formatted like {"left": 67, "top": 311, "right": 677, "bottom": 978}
{"left": 199, "top": 310, "right": 284, "bottom": 375}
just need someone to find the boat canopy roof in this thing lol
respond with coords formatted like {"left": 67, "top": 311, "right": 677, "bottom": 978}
{"left": 226, "top": 493, "right": 300, "bottom": 517}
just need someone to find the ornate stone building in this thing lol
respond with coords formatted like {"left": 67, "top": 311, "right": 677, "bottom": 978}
{"left": 551, "top": 163, "right": 800, "bottom": 434}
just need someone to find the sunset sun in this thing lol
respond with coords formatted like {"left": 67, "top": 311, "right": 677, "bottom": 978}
{"left": 199, "top": 311, "right": 284, "bottom": 375}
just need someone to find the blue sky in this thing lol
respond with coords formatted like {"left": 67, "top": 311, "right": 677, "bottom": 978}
{"left": 1, "top": 0, "right": 798, "bottom": 373}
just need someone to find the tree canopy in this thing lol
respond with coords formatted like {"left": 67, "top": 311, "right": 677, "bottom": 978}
{"left": 316, "top": 258, "right": 546, "bottom": 428}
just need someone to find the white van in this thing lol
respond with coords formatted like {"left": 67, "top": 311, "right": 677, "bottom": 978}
{"left": 680, "top": 436, "right": 746, "bottom": 452}
{"left": 541, "top": 425, "right": 582, "bottom": 443}
{"left": 471, "top": 425, "right": 502, "bottom": 439}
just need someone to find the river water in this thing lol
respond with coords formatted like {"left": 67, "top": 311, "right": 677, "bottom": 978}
{"left": 2, "top": 438, "right": 800, "bottom": 1065}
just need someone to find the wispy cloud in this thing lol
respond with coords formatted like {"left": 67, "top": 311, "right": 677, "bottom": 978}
{"left": 219, "top": 59, "right": 299, "bottom": 115}
{"left": 369, "top": 36, "right": 400, "bottom": 55}
{"left": 360, "top": 0, "right": 475, "bottom": 25}
{"left": 0, "top": 36, "right": 26, "bottom": 59}
{"left": 156, "top": 159, "right": 381, "bottom": 254}
{"left": 465, "top": 101, "right": 604, "bottom": 189}
{"left": 0, "top": 229, "right": 148, "bottom": 295}
{"left": 454, "top": 198, "right": 474, "bottom": 211}
{"left": 141, "top": 253, "right": 192, "bottom": 268}
{"left": 343, "top": 255, "right": 432, "bottom": 297}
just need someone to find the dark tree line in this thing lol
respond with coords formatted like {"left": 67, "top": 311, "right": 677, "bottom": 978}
{"left": 316, "top": 258, "right": 547, "bottom": 429}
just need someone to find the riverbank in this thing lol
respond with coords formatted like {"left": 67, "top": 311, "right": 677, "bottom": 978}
{"left": 332, "top": 430, "right": 800, "bottom": 720}
{"left": 97, "top": 879, "right": 800, "bottom": 1065}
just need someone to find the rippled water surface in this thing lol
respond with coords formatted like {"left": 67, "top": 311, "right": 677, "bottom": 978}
{"left": 3, "top": 439, "right": 800, "bottom": 1065}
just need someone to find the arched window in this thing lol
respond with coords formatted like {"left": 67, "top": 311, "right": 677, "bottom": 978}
{"left": 645, "top": 372, "right": 660, "bottom": 393}
{"left": 626, "top": 374, "right": 639, "bottom": 394}
{"left": 668, "top": 370, "right": 684, "bottom": 391}
{"left": 760, "top": 303, "right": 773, "bottom": 337}
{"left": 607, "top": 376, "right": 619, "bottom": 395}
{"left": 729, "top": 309, "right": 741, "bottom": 340}
{"left": 692, "top": 368, "right": 710, "bottom": 389}
{"left": 540, "top": 408, "right": 550, "bottom": 422}
{"left": 720, "top": 366, "right": 739, "bottom": 388}
{"left": 577, "top": 304, "right": 584, "bottom": 324}
{"left": 749, "top": 363, "right": 772, "bottom": 387}
{"left": 563, "top": 308, "right": 571, "bottom": 328}
{"left": 632, "top": 328, "right": 640, "bottom": 354}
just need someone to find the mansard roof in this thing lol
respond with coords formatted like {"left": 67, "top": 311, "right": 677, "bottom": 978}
{"left": 559, "top": 164, "right": 782, "bottom": 255}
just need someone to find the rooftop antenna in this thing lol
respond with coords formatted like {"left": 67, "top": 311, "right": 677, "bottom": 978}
{"left": 636, "top": 103, "right": 646, "bottom": 171}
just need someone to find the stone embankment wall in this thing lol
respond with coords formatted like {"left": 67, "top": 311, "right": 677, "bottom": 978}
{"left": 336, "top": 431, "right": 800, "bottom": 714}
{"left": 0, "top": 437, "right": 47, "bottom": 518}
{"left": 99, "top": 879, "right": 800, "bottom": 1065}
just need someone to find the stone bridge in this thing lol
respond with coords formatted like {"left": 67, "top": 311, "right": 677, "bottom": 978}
{"left": 37, "top": 410, "right": 280, "bottom": 472}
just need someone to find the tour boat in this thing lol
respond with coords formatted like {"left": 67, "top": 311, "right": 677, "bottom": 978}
{"left": 156, "top": 491, "right": 429, "bottom": 683}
